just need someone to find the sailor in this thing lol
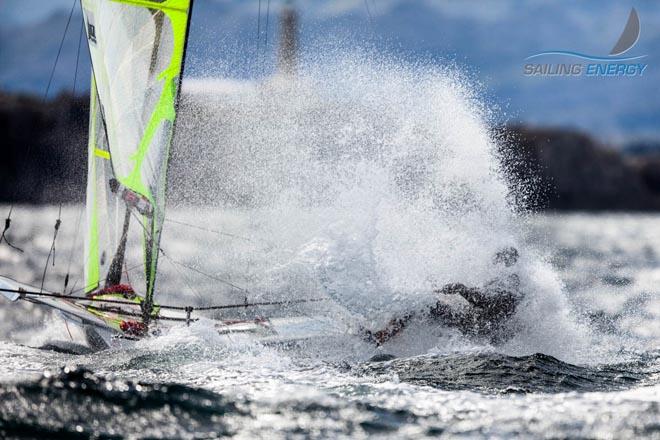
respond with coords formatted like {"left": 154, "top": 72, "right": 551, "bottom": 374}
{"left": 363, "top": 247, "right": 523, "bottom": 345}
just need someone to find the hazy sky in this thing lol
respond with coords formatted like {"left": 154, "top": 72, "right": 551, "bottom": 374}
{"left": 1, "top": 0, "right": 658, "bottom": 141}
{"left": 1, "top": 0, "right": 73, "bottom": 25}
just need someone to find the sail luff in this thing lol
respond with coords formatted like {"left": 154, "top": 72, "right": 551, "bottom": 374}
{"left": 84, "top": 78, "right": 100, "bottom": 291}
{"left": 84, "top": 74, "right": 118, "bottom": 294}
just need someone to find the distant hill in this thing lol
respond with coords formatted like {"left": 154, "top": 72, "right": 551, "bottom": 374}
{"left": 624, "top": 140, "right": 660, "bottom": 156}
{"left": 498, "top": 125, "right": 660, "bottom": 211}
{"left": 0, "top": 92, "right": 87, "bottom": 204}
{"left": 1, "top": 0, "right": 659, "bottom": 142}
{"left": 2, "top": 91, "right": 660, "bottom": 210}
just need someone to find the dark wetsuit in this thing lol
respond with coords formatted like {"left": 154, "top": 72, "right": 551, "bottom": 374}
{"left": 363, "top": 274, "right": 522, "bottom": 345}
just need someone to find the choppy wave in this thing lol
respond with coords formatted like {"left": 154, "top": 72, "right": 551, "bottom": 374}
{"left": 359, "top": 351, "right": 659, "bottom": 394}
{"left": 0, "top": 366, "right": 241, "bottom": 439}
{"left": 1, "top": 353, "right": 658, "bottom": 440}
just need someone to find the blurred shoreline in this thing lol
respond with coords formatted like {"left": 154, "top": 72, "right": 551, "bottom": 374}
{"left": 2, "top": 90, "right": 660, "bottom": 211}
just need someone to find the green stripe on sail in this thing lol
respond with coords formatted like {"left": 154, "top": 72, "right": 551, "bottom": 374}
{"left": 94, "top": 148, "right": 110, "bottom": 160}
{"left": 121, "top": 56, "right": 181, "bottom": 203}
{"left": 110, "top": 0, "right": 191, "bottom": 205}
{"left": 86, "top": 76, "right": 100, "bottom": 291}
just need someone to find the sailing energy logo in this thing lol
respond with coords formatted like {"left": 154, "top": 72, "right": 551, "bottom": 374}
{"left": 523, "top": 8, "right": 647, "bottom": 77}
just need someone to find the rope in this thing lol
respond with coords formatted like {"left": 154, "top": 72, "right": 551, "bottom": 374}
{"left": 0, "top": 207, "right": 23, "bottom": 253}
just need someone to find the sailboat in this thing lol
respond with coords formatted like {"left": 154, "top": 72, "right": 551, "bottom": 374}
{"left": 0, "top": 0, "right": 343, "bottom": 350}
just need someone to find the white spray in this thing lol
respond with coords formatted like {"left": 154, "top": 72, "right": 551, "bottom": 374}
{"left": 171, "top": 52, "right": 595, "bottom": 363}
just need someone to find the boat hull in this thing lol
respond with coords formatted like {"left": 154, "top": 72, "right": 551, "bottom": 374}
{"left": 1, "top": 276, "right": 347, "bottom": 351}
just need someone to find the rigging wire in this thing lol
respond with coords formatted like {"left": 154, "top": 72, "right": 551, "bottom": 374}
{"left": 124, "top": 260, "right": 132, "bottom": 287}
{"left": 40, "top": 205, "right": 63, "bottom": 293}
{"left": 44, "top": 0, "right": 77, "bottom": 102}
{"left": 164, "top": 218, "right": 254, "bottom": 243}
{"left": 64, "top": 207, "right": 85, "bottom": 292}
{"left": 260, "top": 0, "right": 271, "bottom": 75}
{"left": 1, "top": 0, "right": 77, "bottom": 254}
{"left": 76, "top": 207, "right": 269, "bottom": 305}
{"left": 66, "top": 263, "right": 152, "bottom": 297}
{"left": 72, "top": 11, "right": 85, "bottom": 96}
{"left": 255, "top": 0, "right": 262, "bottom": 76}
{"left": 127, "top": 210, "right": 202, "bottom": 299}
{"left": 257, "top": 0, "right": 262, "bottom": 41}
{"left": 159, "top": 252, "right": 205, "bottom": 302}
{"left": 0, "top": 287, "right": 326, "bottom": 314}
{"left": 129, "top": 211, "right": 235, "bottom": 295}
{"left": 162, "top": 253, "right": 248, "bottom": 293}
{"left": 264, "top": 0, "right": 271, "bottom": 49}
{"left": 135, "top": 211, "right": 247, "bottom": 295}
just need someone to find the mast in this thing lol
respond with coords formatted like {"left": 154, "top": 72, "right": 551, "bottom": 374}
{"left": 81, "top": 0, "right": 194, "bottom": 326}
{"left": 277, "top": 0, "right": 298, "bottom": 75}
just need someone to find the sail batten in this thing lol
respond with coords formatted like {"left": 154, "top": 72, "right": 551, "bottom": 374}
{"left": 81, "top": 0, "right": 192, "bottom": 308}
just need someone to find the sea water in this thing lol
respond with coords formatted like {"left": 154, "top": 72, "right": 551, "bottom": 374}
{"left": 0, "top": 53, "right": 658, "bottom": 438}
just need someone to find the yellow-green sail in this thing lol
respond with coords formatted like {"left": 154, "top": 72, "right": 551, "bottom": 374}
{"left": 81, "top": 0, "right": 193, "bottom": 318}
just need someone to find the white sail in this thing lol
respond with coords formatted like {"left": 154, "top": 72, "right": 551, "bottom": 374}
{"left": 81, "top": 0, "right": 192, "bottom": 311}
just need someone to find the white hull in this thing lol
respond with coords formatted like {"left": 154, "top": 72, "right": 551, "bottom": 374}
{"left": 0, "top": 276, "right": 347, "bottom": 351}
